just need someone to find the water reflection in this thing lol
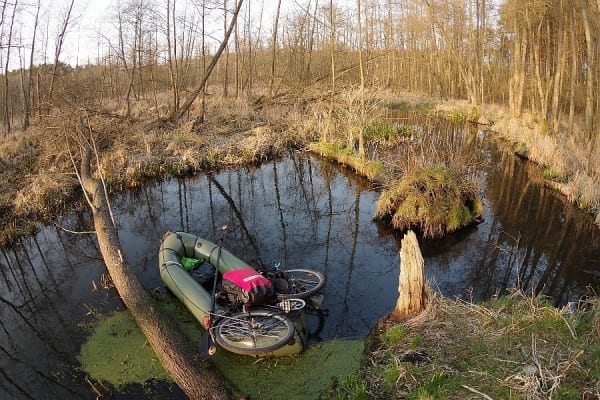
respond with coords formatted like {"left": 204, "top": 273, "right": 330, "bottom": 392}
{"left": 1, "top": 120, "right": 598, "bottom": 398}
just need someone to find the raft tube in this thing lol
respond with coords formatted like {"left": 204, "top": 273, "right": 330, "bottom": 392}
{"left": 159, "top": 231, "right": 305, "bottom": 357}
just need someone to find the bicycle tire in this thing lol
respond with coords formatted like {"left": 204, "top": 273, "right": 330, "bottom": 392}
{"left": 213, "top": 310, "right": 295, "bottom": 356}
{"left": 276, "top": 268, "right": 325, "bottom": 300}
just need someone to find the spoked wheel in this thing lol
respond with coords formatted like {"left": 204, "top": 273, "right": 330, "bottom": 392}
{"left": 276, "top": 269, "right": 325, "bottom": 300}
{"left": 213, "top": 310, "right": 295, "bottom": 356}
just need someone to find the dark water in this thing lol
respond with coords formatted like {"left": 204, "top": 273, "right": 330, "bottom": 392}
{"left": 1, "top": 118, "right": 598, "bottom": 398}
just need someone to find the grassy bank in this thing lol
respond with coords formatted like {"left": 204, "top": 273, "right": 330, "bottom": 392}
{"left": 2, "top": 86, "right": 596, "bottom": 244}
{"left": 308, "top": 141, "right": 386, "bottom": 183}
{"left": 326, "top": 291, "right": 599, "bottom": 399}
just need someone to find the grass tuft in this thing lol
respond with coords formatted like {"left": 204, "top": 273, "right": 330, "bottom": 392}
{"left": 374, "top": 164, "right": 482, "bottom": 238}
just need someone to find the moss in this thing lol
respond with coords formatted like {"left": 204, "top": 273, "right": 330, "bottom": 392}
{"left": 79, "top": 300, "right": 364, "bottom": 400}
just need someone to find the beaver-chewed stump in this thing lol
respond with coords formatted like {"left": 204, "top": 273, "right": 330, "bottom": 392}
{"left": 374, "top": 164, "right": 483, "bottom": 238}
{"left": 392, "top": 230, "right": 426, "bottom": 322}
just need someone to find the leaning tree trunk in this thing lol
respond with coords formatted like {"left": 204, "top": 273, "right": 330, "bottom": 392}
{"left": 79, "top": 137, "right": 230, "bottom": 400}
{"left": 392, "top": 230, "right": 427, "bottom": 322}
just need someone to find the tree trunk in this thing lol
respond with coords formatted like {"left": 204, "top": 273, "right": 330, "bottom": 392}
{"left": 356, "top": 0, "right": 366, "bottom": 157}
{"left": 269, "top": 0, "right": 282, "bottom": 100}
{"left": 579, "top": 0, "right": 595, "bottom": 137}
{"left": 392, "top": 231, "right": 426, "bottom": 322}
{"left": 78, "top": 128, "right": 230, "bottom": 400}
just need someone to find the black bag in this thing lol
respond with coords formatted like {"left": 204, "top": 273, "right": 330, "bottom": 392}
{"left": 222, "top": 267, "right": 275, "bottom": 306}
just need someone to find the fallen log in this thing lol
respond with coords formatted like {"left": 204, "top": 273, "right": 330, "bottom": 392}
{"left": 77, "top": 128, "right": 231, "bottom": 399}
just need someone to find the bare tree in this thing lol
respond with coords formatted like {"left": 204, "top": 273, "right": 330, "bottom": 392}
{"left": 48, "top": 0, "right": 75, "bottom": 99}
{"left": 356, "top": 0, "right": 365, "bottom": 156}
{"left": 171, "top": 0, "right": 244, "bottom": 121}
{"left": 2, "top": 0, "right": 18, "bottom": 134}
{"left": 23, "top": 0, "right": 41, "bottom": 130}
{"left": 269, "top": 0, "right": 282, "bottom": 99}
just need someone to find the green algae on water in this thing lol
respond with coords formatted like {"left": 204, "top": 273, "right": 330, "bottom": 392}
{"left": 78, "top": 311, "right": 170, "bottom": 387}
{"left": 212, "top": 339, "right": 365, "bottom": 400}
{"left": 78, "top": 304, "right": 364, "bottom": 399}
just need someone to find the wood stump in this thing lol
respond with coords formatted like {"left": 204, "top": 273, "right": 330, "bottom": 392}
{"left": 392, "top": 230, "right": 427, "bottom": 322}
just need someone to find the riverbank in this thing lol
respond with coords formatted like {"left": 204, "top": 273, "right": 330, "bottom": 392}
{"left": 0, "top": 94, "right": 317, "bottom": 245}
{"left": 1, "top": 87, "right": 598, "bottom": 245}
{"left": 1, "top": 87, "right": 598, "bottom": 399}
{"left": 325, "top": 290, "right": 599, "bottom": 399}
{"left": 76, "top": 287, "right": 599, "bottom": 399}
{"left": 432, "top": 98, "right": 600, "bottom": 227}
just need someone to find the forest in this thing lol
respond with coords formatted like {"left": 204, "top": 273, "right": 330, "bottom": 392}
{"left": 0, "top": 0, "right": 598, "bottom": 139}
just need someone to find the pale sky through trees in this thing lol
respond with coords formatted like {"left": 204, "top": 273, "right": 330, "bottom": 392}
{"left": 39, "top": 0, "right": 333, "bottom": 68}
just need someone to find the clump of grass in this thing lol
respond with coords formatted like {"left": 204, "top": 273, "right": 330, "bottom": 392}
{"left": 447, "top": 110, "right": 467, "bottom": 123}
{"left": 309, "top": 141, "right": 386, "bottom": 183}
{"left": 374, "top": 164, "right": 482, "bottom": 238}
{"left": 468, "top": 106, "right": 480, "bottom": 123}
{"left": 542, "top": 167, "right": 570, "bottom": 184}
{"left": 380, "top": 324, "right": 408, "bottom": 347}
{"left": 353, "top": 291, "right": 600, "bottom": 400}
{"left": 364, "top": 119, "right": 419, "bottom": 146}
{"left": 567, "top": 171, "right": 600, "bottom": 212}
{"left": 325, "top": 373, "right": 369, "bottom": 400}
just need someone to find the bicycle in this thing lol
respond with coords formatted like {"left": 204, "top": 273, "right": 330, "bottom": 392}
{"left": 207, "top": 266, "right": 325, "bottom": 356}
{"left": 259, "top": 263, "right": 326, "bottom": 301}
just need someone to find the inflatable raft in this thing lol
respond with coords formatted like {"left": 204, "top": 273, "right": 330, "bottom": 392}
{"left": 159, "top": 231, "right": 305, "bottom": 357}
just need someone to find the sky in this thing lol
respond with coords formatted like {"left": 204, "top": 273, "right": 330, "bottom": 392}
{"left": 60, "top": 0, "right": 294, "bottom": 67}
{"left": 6, "top": 0, "right": 352, "bottom": 69}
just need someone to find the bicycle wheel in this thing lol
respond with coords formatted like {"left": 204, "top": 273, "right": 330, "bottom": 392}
{"left": 276, "top": 269, "right": 325, "bottom": 300}
{"left": 213, "top": 310, "right": 295, "bottom": 356}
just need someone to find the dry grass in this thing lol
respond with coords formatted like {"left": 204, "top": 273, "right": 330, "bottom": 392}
{"left": 0, "top": 89, "right": 320, "bottom": 244}
{"left": 374, "top": 164, "right": 483, "bottom": 238}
